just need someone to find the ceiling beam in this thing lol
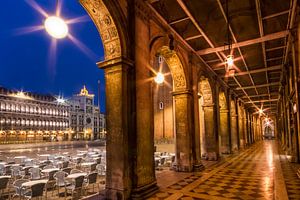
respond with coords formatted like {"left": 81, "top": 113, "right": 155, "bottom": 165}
{"left": 241, "top": 93, "right": 279, "bottom": 98}
{"left": 266, "top": 56, "right": 283, "bottom": 62}
{"left": 255, "top": 0, "right": 271, "bottom": 101}
{"left": 262, "top": 10, "right": 290, "bottom": 20}
{"left": 235, "top": 82, "right": 280, "bottom": 90}
{"left": 197, "top": 30, "right": 289, "bottom": 55}
{"left": 185, "top": 35, "right": 203, "bottom": 41}
{"left": 266, "top": 46, "right": 286, "bottom": 52}
{"left": 176, "top": 0, "right": 254, "bottom": 108}
{"left": 216, "top": 0, "right": 259, "bottom": 98}
{"left": 225, "top": 65, "right": 281, "bottom": 77}
{"left": 145, "top": 1, "right": 241, "bottom": 101}
{"left": 245, "top": 99, "right": 278, "bottom": 104}
{"left": 169, "top": 17, "right": 190, "bottom": 25}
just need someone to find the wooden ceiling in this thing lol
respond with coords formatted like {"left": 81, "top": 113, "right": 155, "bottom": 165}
{"left": 147, "top": 0, "right": 297, "bottom": 115}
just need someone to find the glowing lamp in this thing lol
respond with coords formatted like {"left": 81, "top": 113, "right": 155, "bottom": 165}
{"left": 154, "top": 72, "right": 164, "bottom": 84}
{"left": 226, "top": 55, "right": 234, "bottom": 68}
{"left": 44, "top": 16, "right": 68, "bottom": 39}
{"left": 259, "top": 109, "right": 264, "bottom": 114}
{"left": 266, "top": 121, "right": 270, "bottom": 126}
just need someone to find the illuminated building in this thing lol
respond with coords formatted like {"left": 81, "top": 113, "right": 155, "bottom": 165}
{"left": 0, "top": 86, "right": 70, "bottom": 143}
{"left": 69, "top": 86, "right": 106, "bottom": 140}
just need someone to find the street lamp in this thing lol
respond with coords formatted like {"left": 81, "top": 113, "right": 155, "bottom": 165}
{"left": 44, "top": 16, "right": 68, "bottom": 39}
{"left": 154, "top": 72, "right": 164, "bottom": 84}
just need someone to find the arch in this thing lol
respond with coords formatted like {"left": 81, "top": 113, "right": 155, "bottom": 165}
{"left": 150, "top": 35, "right": 188, "bottom": 91}
{"left": 197, "top": 76, "right": 218, "bottom": 160}
{"left": 80, "top": 0, "right": 128, "bottom": 60}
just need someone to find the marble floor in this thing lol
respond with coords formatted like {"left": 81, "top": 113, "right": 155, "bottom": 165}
{"left": 149, "top": 140, "right": 300, "bottom": 200}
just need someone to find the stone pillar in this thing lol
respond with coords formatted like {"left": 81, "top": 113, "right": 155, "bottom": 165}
{"left": 230, "top": 99, "right": 238, "bottom": 151}
{"left": 97, "top": 57, "right": 134, "bottom": 200}
{"left": 238, "top": 103, "right": 245, "bottom": 148}
{"left": 131, "top": 9, "right": 158, "bottom": 198}
{"left": 203, "top": 103, "right": 218, "bottom": 160}
{"left": 219, "top": 108, "right": 230, "bottom": 154}
{"left": 173, "top": 90, "right": 195, "bottom": 171}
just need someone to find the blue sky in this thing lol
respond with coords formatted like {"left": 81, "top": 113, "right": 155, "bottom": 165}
{"left": 0, "top": 0, "right": 105, "bottom": 111}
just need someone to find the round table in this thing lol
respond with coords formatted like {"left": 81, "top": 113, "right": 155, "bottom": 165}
{"left": 67, "top": 172, "right": 87, "bottom": 179}
{"left": 41, "top": 168, "right": 59, "bottom": 173}
{"left": 22, "top": 179, "right": 48, "bottom": 187}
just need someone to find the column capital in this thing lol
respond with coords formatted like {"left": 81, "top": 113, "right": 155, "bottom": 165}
{"left": 172, "top": 89, "right": 193, "bottom": 96}
{"left": 97, "top": 56, "right": 134, "bottom": 69}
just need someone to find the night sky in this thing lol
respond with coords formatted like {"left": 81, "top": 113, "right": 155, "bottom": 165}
{"left": 0, "top": 0, "right": 106, "bottom": 112}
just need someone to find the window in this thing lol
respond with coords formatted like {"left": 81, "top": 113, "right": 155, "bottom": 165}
{"left": 159, "top": 102, "right": 164, "bottom": 110}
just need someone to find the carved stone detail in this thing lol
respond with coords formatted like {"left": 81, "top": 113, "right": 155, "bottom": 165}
{"left": 80, "top": 0, "right": 121, "bottom": 60}
{"left": 159, "top": 46, "right": 187, "bottom": 91}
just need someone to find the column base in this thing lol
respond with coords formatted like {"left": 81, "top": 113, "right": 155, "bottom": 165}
{"left": 105, "top": 188, "right": 130, "bottom": 200}
{"left": 131, "top": 181, "right": 158, "bottom": 200}
{"left": 193, "top": 163, "right": 205, "bottom": 172}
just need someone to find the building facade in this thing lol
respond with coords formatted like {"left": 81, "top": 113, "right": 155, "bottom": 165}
{"left": 0, "top": 87, "right": 70, "bottom": 143}
{"left": 0, "top": 86, "right": 106, "bottom": 143}
{"left": 69, "top": 86, "right": 106, "bottom": 140}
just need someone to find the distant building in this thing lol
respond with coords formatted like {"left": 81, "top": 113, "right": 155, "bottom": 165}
{"left": 69, "top": 86, "right": 106, "bottom": 140}
{"left": 0, "top": 86, "right": 106, "bottom": 143}
{"left": 0, "top": 86, "right": 70, "bottom": 143}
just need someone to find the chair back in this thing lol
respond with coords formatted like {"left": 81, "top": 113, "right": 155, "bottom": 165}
{"left": 23, "top": 166, "right": 33, "bottom": 176}
{"left": 96, "top": 164, "right": 106, "bottom": 175}
{"left": 62, "top": 167, "right": 72, "bottom": 174}
{"left": 74, "top": 175, "right": 85, "bottom": 188}
{"left": 0, "top": 164, "right": 5, "bottom": 175}
{"left": 0, "top": 177, "right": 9, "bottom": 189}
{"left": 11, "top": 165, "right": 22, "bottom": 177}
{"left": 48, "top": 170, "right": 59, "bottom": 181}
{"left": 29, "top": 168, "right": 41, "bottom": 180}
{"left": 90, "top": 163, "right": 97, "bottom": 172}
{"left": 31, "top": 182, "right": 46, "bottom": 198}
{"left": 13, "top": 179, "right": 29, "bottom": 196}
{"left": 62, "top": 161, "right": 69, "bottom": 168}
{"left": 54, "top": 171, "right": 68, "bottom": 185}
{"left": 87, "top": 172, "right": 97, "bottom": 184}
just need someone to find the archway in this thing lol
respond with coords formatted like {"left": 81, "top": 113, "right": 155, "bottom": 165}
{"left": 198, "top": 77, "right": 218, "bottom": 160}
{"left": 153, "top": 46, "right": 193, "bottom": 172}
{"left": 80, "top": 0, "right": 133, "bottom": 199}
{"left": 219, "top": 91, "right": 230, "bottom": 154}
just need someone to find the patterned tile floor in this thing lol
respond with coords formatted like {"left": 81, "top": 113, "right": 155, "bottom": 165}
{"left": 149, "top": 140, "right": 299, "bottom": 200}
{"left": 278, "top": 148, "right": 300, "bottom": 200}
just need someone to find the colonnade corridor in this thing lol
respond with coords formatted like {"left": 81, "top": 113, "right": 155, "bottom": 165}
{"left": 149, "top": 140, "right": 300, "bottom": 200}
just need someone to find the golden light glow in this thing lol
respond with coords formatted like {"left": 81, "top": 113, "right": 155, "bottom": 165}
{"left": 259, "top": 109, "right": 264, "bottom": 114}
{"left": 154, "top": 72, "right": 164, "bottom": 84}
{"left": 44, "top": 16, "right": 68, "bottom": 39}
{"left": 10, "top": 91, "right": 33, "bottom": 100}
{"left": 226, "top": 55, "right": 234, "bottom": 69}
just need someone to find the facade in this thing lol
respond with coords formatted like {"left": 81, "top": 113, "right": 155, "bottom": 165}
{"left": 0, "top": 87, "right": 70, "bottom": 143}
{"left": 69, "top": 86, "right": 106, "bottom": 140}
{"left": 0, "top": 86, "right": 106, "bottom": 143}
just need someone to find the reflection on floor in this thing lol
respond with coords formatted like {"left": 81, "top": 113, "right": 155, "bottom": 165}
{"left": 149, "top": 140, "right": 300, "bottom": 200}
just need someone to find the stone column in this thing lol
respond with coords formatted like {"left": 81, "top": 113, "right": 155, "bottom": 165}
{"left": 131, "top": 9, "right": 158, "bottom": 198}
{"left": 173, "top": 90, "right": 194, "bottom": 171}
{"left": 203, "top": 103, "right": 218, "bottom": 160}
{"left": 219, "top": 108, "right": 230, "bottom": 154}
{"left": 238, "top": 103, "right": 245, "bottom": 148}
{"left": 230, "top": 99, "right": 238, "bottom": 151}
{"left": 97, "top": 57, "right": 134, "bottom": 200}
